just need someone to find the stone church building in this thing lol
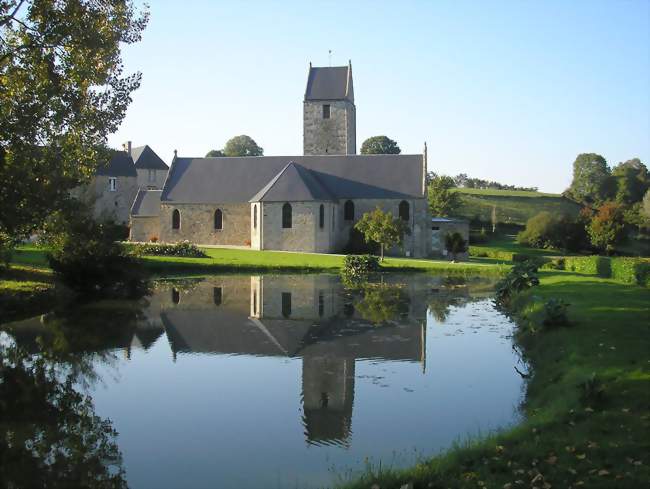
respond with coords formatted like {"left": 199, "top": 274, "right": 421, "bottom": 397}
{"left": 130, "top": 62, "right": 431, "bottom": 257}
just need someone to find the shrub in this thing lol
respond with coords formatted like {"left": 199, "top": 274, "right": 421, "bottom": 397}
{"left": 541, "top": 257, "right": 566, "bottom": 270}
{"left": 542, "top": 298, "right": 571, "bottom": 327}
{"left": 132, "top": 241, "right": 207, "bottom": 258}
{"left": 469, "top": 247, "right": 515, "bottom": 261}
{"left": 517, "top": 211, "right": 556, "bottom": 248}
{"left": 587, "top": 201, "right": 625, "bottom": 254}
{"left": 495, "top": 260, "right": 540, "bottom": 307}
{"left": 611, "top": 257, "right": 650, "bottom": 286}
{"left": 0, "top": 233, "right": 14, "bottom": 269}
{"left": 444, "top": 232, "right": 468, "bottom": 260}
{"left": 341, "top": 254, "right": 380, "bottom": 287}
{"left": 518, "top": 211, "right": 588, "bottom": 252}
{"left": 564, "top": 256, "right": 611, "bottom": 277}
{"left": 44, "top": 211, "right": 145, "bottom": 297}
{"left": 344, "top": 227, "right": 379, "bottom": 255}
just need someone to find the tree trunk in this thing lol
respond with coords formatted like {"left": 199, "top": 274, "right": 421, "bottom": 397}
{"left": 380, "top": 243, "right": 384, "bottom": 262}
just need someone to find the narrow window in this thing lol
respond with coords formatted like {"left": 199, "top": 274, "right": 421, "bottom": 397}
{"left": 344, "top": 200, "right": 354, "bottom": 221}
{"left": 109, "top": 177, "right": 117, "bottom": 192}
{"left": 282, "top": 203, "right": 292, "bottom": 229}
{"left": 399, "top": 200, "right": 410, "bottom": 221}
{"left": 318, "top": 292, "right": 324, "bottom": 317}
{"left": 319, "top": 204, "right": 325, "bottom": 229}
{"left": 253, "top": 290, "right": 257, "bottom": 315}
{"left": 148, "top": 169, "right": 155, "bottom": 182}
{"left": 172, "top": 288, "right": 180, "bottom": 304}
{"left": 322, "top": 104, "right": 330, "bottom": 119}
{"left": 253, "top": 205, "right": 257, "bottom": 229}
{"left": 214, "top": 209, "right": 223, "bottom": 230}
{"left": 282, "top": 292, "right": 292, "bottom": 318}
{"left": 172, "top": 209, "right": 180, "bottom": 230}
{"left": 212, "top": 287, "right": 222, "bottom": 306}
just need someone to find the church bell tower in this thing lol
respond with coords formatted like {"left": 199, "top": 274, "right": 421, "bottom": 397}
{"left": 303, "top": 60, "right": 356, "bottom": 155}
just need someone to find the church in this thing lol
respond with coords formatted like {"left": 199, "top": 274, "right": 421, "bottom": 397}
{"left": 130, "top": 62, "right": 432, "bottom": 258}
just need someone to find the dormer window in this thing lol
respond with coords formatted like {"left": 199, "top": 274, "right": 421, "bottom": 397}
{"left": 109, "top": 177, "right": 117, "bottom": 192}
{"left": 322, "top": 104, "right": 330, "bottom": 119}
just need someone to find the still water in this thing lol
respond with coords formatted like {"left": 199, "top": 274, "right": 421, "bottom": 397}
{"left": 2, "top": 273, "right": 525, "bottom": 489}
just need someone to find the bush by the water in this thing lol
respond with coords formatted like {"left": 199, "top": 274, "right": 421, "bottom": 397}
{"left": 44, "top": 209, "right": 145, "bottom": 297}
{"left": 341, "top": 255, "right": 380, "bottom": 286}
{"left": 542, "top": 298, "right": 571, "bottom": 327}
{"left": 495, "top": 260, "right": 540, "bottom": 307}
{"left": 132, "top": 241, "right": 207, "bottom": 258}
{"left": 444, "top": 232, "right": 468, "bottom": 260}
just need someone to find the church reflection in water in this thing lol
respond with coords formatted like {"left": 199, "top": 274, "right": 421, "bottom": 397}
{"left": 6, "top": 274, "right": 482, "bottom": 448}
{"left": 156, "top": 275, "right": 430, "bottom": 447}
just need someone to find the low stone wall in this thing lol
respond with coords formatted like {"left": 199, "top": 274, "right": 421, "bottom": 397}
{"left": 130, "top": 216, "right": 160, "bottom": 242}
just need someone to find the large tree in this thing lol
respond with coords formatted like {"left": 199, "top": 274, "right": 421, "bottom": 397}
{"left": 360, "top": 136, "right": 401, "bottom": 155}
{"left": 205, "top": 149, "right": 224, "bottom": 157}
{"left": 587, "top": 201, "right": 625, "bottom": 255}
{"left": 611, "top": 158, "right": 649, "bottom": 205}
{"left": 223, "top": 135, "right": 263, "bottom": 157}
{"left": 427, "top": 173, "right": 462, "bottom": 217}
{"left": 566, "top": 153, "right": 610, "bottom": 205}
{"left": 0, "top": 0, "right": 148, "bottom": 239}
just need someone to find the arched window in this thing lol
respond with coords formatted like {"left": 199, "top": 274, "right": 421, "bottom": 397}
{"left": 253, "top": 205, "right": 257, "bottom": 229}
{"left": 319, "top": 204, "right": 325, "bottom": 229}
{"left": 344, "top": 200, "right": 354, "bottom": 221}
{"left": 282, "top": 203, "right": 292, "bottom": 229}
{"left": 214, "top": 209, "right": 223, "bottom": 230}
{"left": 213, "top": 287, "right": 222, "bottom": 306}
{"left": 399, "top": 200, "right": 410, "bottom": 221}
{"left": 172, "top": 209, "right": 180, "bottom": 230}
{"left": 282, "top": 292, "right": 292, "bottom": 318}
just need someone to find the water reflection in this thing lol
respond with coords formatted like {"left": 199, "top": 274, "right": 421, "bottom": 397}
{"left": 2, "top": 273, "right": 518, "bottom": 489}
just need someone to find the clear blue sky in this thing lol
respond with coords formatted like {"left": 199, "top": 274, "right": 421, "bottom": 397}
{"left": 108, "top": 0, "right": 650, "bottom": 193}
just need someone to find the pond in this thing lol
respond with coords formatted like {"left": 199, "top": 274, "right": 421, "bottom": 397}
{"left": 1, "top": 273, "right": 525, "bottom": 489}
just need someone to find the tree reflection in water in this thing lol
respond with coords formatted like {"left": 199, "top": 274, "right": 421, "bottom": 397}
{"left": 0, "top": 304, "right": 143, "bottom": 488}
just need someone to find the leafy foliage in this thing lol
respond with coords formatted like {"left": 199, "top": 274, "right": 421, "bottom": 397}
{"left": 223, "top": 135, "right": 263, "bottom": 157}
{"left": 517, "top": 211, "right": 589, "bottom": 252}
{"left": 453, "top": 173, "right": 538, "bottom": 192}
{"left": 359, "top": 135, "right": 401, "bottom": 155}
{"left": 566, "top": 153, "right": 610, "bottom": 205}
{"left": 444, "top": 232, "right": 468, "bottom": 260}
{"left": 564, "top": 256, "right": 612, "bottom": 277}
{"left": 587, "top": 201, "right": 625, "bottom": 254}
{"left": 354, "top": 284, "right": 408, "bottom": 324}
{"left": 610, "top": 158, "right": 649, "bottom": 205}
{"left": 355, "top": 207, "right": 409, "bottom": 261}
{"left": 495, "top": 261, "right": 540, "bottom": 307}
{"left": 132, "top": 241, "right": 207, "bottom": 258}
{"left": 0, "top": 0, "right": 148, "bottom": 239}
{"left": 341, "top": 254, "right": 380, "bottom": 286}
{"left": 427, "top": 173, "right": 462, "bottom": 217}
{"left": 344, "top": 226, "right": 379, "bottom": 254}
{"left": 205, "top": 149, "right": 225, "bottom": 157}
{"left": 42, "top": 203, "right": 145, "bottom": 296}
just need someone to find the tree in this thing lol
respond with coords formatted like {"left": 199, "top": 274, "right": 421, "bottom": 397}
{"left": 427, "top": 173, "right": 462, "bottom": 217}
{"left": 587, "top": 202, "right": 625, "bottom": 255}
{"left": 206, "top": 149, "right": 225, "bottom": 157}
{"left": 566, "top": 153, "right": 610, "bottom": 205}
{"left": 643, "top": 189, "right": 650, "bottom": 225}
{"left": 444, "top": 232, "right": 468, "bottom": 261}
{"left": 355, "top": 207, "right": 409, "bottom": 261}
{"left": 223, "top": 135, "right": 263, "bottom": 157}
{"left": 611, "top": 158, "right": 649, "bottom": 205}
{"left": 360, "top": 136, "right": 401, "bottom": 155}
{"left": 0, "top": 0, "right": 149, "bottom": 239}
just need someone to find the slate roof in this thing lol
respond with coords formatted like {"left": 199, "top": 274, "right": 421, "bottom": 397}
{"left": 305, "top": 64, "right": 354, "bottom": 102}
{"left": 96, "top": 151, "right": 137, "bottom": 177}
{"left": 131, "top": 145, "right": 169, "bottom": 170}
{"left": 131, "top": 189, "right": 162, "bottom": 217}
{"left": 249, "top": 162, "right": 335, "bottom": 202}
{"left": 161, "top": 154, "right": 424, "bottom": 204}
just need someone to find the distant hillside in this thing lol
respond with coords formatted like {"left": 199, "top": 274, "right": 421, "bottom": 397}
{"left": 453, "top": 188, "right": 582, "bottom": 226}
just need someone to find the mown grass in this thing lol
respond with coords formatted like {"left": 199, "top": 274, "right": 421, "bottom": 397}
{"left": 337, "top": 271, "right": 650, "bottom": 489}
{"left": 454, "top": 188, "right": 581, "bottom": 226}
{"left": 0, "top": 265, "right": 56, "bottom": 323}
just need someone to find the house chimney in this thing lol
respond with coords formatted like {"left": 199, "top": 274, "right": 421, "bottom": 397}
{"left": 123, "top": 141, "right": 132, "bottom": 155}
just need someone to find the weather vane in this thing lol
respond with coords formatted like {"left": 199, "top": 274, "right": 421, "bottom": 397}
{"left": 328, "top": 49, "right": 332, "bottom": 66}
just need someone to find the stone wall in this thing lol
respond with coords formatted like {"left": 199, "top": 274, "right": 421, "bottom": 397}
{"left": 431, "top": 220, "right": 470, "bottom": 261}
{"left": 129, "top": 216, "right": 160, "bottom": 242}
{"left": 159, "top": 203, "right": 250, "bottom": 246}
{"left": 303, "top": 100, "right": 355, "bottom": 155}
{"left": 76, "top": 175, "right": 138, "bottom": 224}
{"left": 136, "top": 168, "right": 167, "bottom": 190}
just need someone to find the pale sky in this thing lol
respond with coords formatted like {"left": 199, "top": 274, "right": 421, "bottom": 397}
{"left": 108, "top": 0, "right": 650, "bottom": 193}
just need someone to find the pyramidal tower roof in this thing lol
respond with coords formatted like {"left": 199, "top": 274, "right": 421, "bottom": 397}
{"left": 249, "top": 162, "right": 335, "bottom": 202}
{"left": 304, "top": 61, "right": 354, "bottom": 103}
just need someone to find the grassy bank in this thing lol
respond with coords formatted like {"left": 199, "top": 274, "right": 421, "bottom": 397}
{"left": 11, "top": 245, "right": 508, "bottom": 276}
{"left": 339, "top": 270, "right": 650, "bottom": 489}
{"left": 0, "top": 265, "right": 56, "bottom": 323}
{"left": 455, "top": 188, "right": 581, "bottom": 226}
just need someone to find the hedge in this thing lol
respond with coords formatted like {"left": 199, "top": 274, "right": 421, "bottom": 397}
{"left": 469, "top": 247, "right": 546, "bottom": 265}
{"left": 564, "top": 256, "right": 611, "bottom": 277}
{"left": 611, "top": 258, "right": 650, "bottom": 287}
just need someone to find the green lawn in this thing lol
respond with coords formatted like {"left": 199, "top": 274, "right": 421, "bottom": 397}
{"left": 0, "top": 265, "right": 55, "bottom": 323}
{"left": 339, "top": 270, "right": 650, "bottom": 489}
{"left": 454, "top": 188, "right": 581, "bottom": 226}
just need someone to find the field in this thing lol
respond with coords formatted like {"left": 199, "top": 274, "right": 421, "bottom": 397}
{"left": 454, "top": 188, "right": 582, "bottom": 226}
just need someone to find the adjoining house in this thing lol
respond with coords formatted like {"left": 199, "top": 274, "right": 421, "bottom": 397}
{"left": 430, "top": 217, "right": 470, "bottom": 260}
{"left": 131, "top": 62, "right": 432, "bottom": 257}
{"left": 79, "top": 144, "right": 168, "bottom": 225}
